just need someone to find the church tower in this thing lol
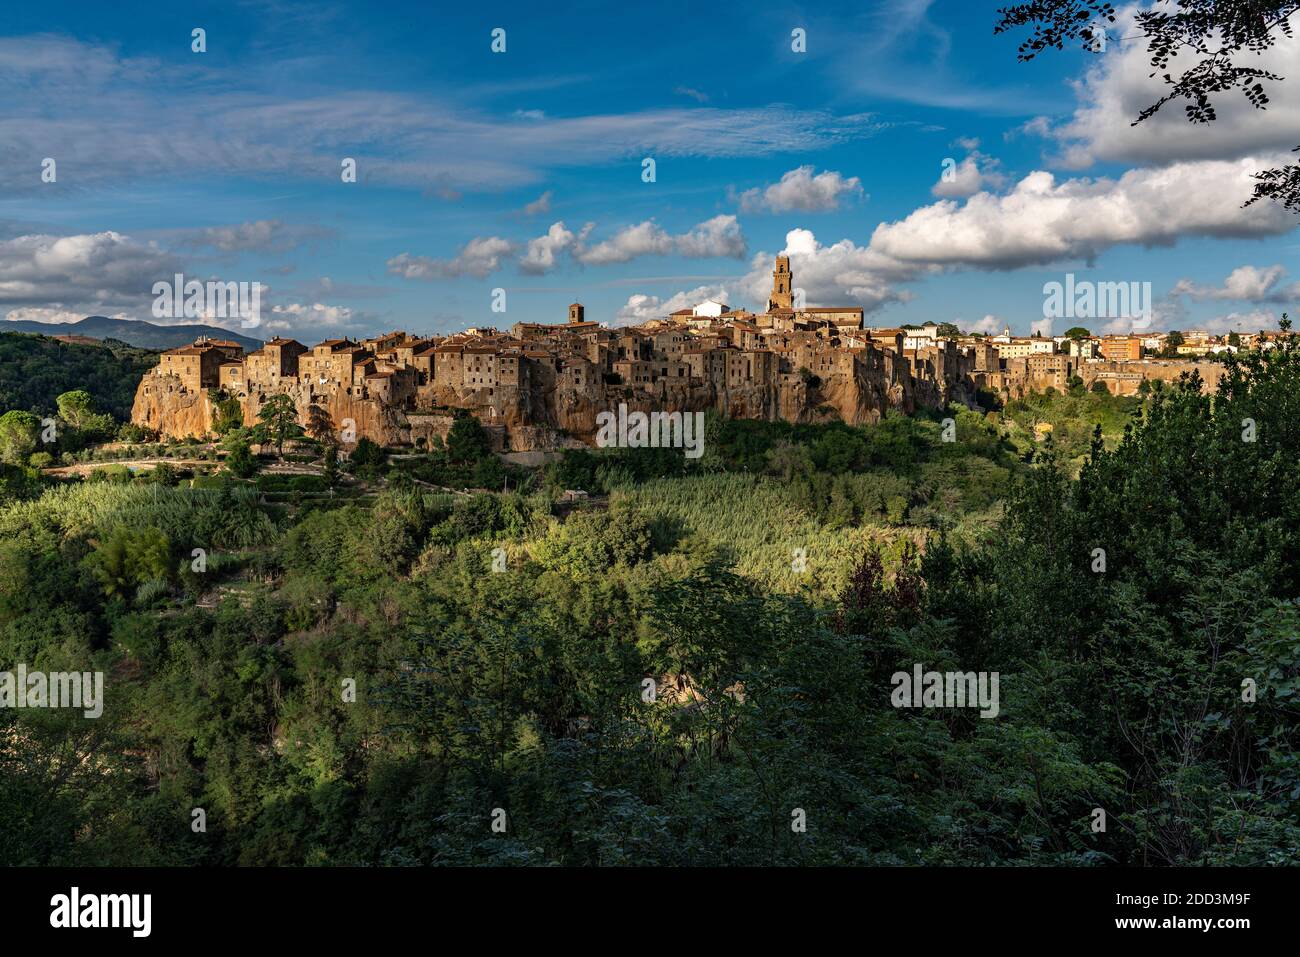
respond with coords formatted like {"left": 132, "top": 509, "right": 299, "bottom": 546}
{"left": 568, "top": 302, "right": 585, "bottom": 324}
{"left": 767, "top": 255, "right": 793, "bottom": 312}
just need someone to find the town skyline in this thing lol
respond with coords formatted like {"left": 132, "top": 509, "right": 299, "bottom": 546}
{"left": 1, "top": 1, "right": 1296, "bottom": 342}
{"left": 132, "top": 255, "right": 1251, "bottom": 456}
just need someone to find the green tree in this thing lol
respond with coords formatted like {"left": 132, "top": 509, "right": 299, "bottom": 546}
{"left": 210, "top": 391, "right": 245, "bottom": 435}
{"left": 84, "top": 525, "right": 172, "bottom": 600}
{"left": 446, "top": 413, "right": 490, "bottom": 465}
{"left": 255, "top": 393, "right": 301, "bottom": 458}
{"left": 55, "top": 390, "right": 96, "bottom": 430}
{"left": 224, "top": 437, "right": 258, "bottom": 478}
{"left": 305, "top": 403, "right": 337, "bottom": 448}
{"left": 349, "top": 438, "right": 386, "bottom": 479}
{"left": 0, "top": 410, "right": 40, "bottom": 465}
{"left": 322, "top": 445, "right": 339, "bottom": 487}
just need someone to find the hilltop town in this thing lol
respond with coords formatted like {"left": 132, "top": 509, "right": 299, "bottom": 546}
{"left": 131, "top": 258, "right": 1252, "bottom": 451}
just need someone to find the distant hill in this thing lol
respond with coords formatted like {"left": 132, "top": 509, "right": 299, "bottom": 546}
{"left": 1, "top": 315, "right": 263, "bottom": 352}
{"left": 0, "top": 332, "right": 162, "bottom": 421}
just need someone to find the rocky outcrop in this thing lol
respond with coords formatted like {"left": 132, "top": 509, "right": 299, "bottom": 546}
{"left": 132, "top": 341, "right": 958, "bottom": 451}
{"left": 131, "top": 374, "right": 217, "bottom": 439}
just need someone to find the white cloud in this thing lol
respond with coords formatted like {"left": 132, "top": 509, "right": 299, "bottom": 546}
{"left": 871, "top": 158, "right": 1298, "bottom": 270}
{"left": 4, "top": 306, "right": 124, "bottom": 324}
{"left": 737, "top": 166, "right": 863, "bottom": 213}
{"left": 520, "top": 222, "right": 582, "bottom": 275}
{"left": 735, "top": 227, "right": 925, "bottom": 313}
{"left": 932, "top": 152, "right": 1006, "bottom": 199}
{"left": 0, "top": 230, "right": 181, "bottom": 317}
{"left": 1038, "top": 5, "right": 1300, "bottom": 169}
{"left": 265, "top": 301, "right": 359, "bottom": 333}
{"left": 614, "top": 284, "right": 735, "bottom": 325}
{"left": 1200, "top": 309, "right": 1283, "bottom": 334}
{"left": 576, "top": 221, "right": 674, "bottom": 266}
{"left": 516, "top": 216, "right": 748, "bottom": 274}
{"left": 1172, "top": 265, "right": 1300, "bottom": 303}
{"left": 674, "top": 215, "right": 747, "bottom": 259}
{"left": 387, "top": 236, "right": 516, "bottom": 280}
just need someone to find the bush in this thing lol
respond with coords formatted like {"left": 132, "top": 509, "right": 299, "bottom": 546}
{"left": 88, "top": 464, "right": 133, "bottom": 484}
{"left": 224, "top": 439, "right": 258, "bottom": 479}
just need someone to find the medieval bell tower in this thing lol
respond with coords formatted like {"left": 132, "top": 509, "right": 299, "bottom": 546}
{"left": 767, "top": 255, "right": 793, "bottom": 312}
{"left": 568, "top": 302, "right": 585, "bottom": 324}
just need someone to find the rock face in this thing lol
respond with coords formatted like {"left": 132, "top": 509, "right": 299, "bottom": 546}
{"left": 131, "top": 374, "right": 217, "bottom": 439}
{"left": 132, "top": 341, "right": 961, "bottom": 451}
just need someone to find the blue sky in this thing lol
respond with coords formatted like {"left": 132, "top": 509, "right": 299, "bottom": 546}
{"left": 1, "top": 0, "right": 1297, "bottom": 341}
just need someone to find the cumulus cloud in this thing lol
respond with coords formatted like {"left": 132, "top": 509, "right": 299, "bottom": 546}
{"left": 1199, "top": 309, "right": 1283, "bottom": 334}
{"left": 604, "top": 151, "right": 1300, "bottom": 334}
{"left": 388, "top": 215, "right": 748, "bottom": 280}
{"left": 576, "top": 221, "right": 674, "bottom": 266}
{"left": 932, "top": 151, "right": 1007, "bottom": 198}
{"left": 871, "top": 158, "right": 1298, "bottom": 270}
{"left": 1172, "top": 265, "right": 1300, "bottom": 303}
{"left": 735, "top": 227, "right": 926, "bottom": 313}
{"left": 672, "top": 215, "right": 747, "bottom": 259}
{"left": 967, "top": 314, "right": 1003, "bottom": 334}
{"left": 520, "top": 222, "right": 583, "bottom": 275}
{"left": 387, "top": 236, "right": 516, "bottom": 280}
{"left": 0, "top": 230, "right": 182, "bottom": 320}
{"left": 512, "top": 216, "right": 749, "bottom": 274}
{"left": 575, "top": 217, "right": 748, "bottom": 266}
{"left": 615, "top": 284, "right": 737, "bottom": 325}
{"left": 736, "top": 166, "right": 863, "bottom": 213}
{"left": 264, "top": 301, "right": 360, "bottom": 334}
{"left": 1034, "top": 5, "right": 1300, "bottom": 169}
